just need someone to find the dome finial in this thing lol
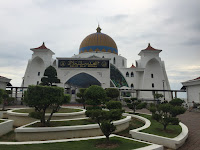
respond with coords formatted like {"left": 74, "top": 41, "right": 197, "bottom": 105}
{"left": 96, "top": 24, "right": 101, "bottom": 33}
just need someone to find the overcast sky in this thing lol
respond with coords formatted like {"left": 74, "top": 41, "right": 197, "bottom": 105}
{"left": 0, "top": 0, "right": 199, "bottom": 97}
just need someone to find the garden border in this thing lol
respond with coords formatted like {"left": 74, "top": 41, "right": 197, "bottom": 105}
{"left": 125, "top": 113, "right": 188, "bottom": 149}
{"left": 7, "top": 107, "right": 86, "bottom": 127}
{"left": 15, "top": 116, "right": 131, "bottom": 141}
{"left": 0, "top": 119, "right": 13, "bottom": 136}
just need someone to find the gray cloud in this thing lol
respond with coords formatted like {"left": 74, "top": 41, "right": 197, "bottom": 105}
{"left": 0, "top": 0, "right": 199, "bottom": 91}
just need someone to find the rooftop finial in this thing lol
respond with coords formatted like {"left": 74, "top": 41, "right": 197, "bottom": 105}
{"left": 96, "top": 24, "right": 101, "bottom": 33}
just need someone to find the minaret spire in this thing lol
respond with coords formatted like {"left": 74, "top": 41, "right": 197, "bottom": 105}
{"left": 96, "top": 24, "right": 101, "bottom": 33}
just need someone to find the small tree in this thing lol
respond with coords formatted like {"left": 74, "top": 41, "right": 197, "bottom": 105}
{"left": 124, "top": 97, "right": 147, "bottom": 114}
{"left": 85, "top": 85, "right": 106, "bottom": 107}
{"left": 85, "top": 85, "right": 123, "bottom": 141}
{"left": 169, "top": 98, "right": 184, "bottom": 106}
{"left": 105, "top": 88, "right": 120, "bottom": 101}
{"left": 154, "top": 93, "right": 163, "bottom": 103}
{"left": 86, "top": 102, "right": 123, "bottom": 141}
{"left": 24, "top": 85, "right": 66, "bottom": 126}
{"left": 0, "top": 89, "right": 14, "bottom": 111}
{"left": 149, "top": 99, "right": 186, "bottom": 130}
{"left": 41, "top": 66, "right": 60, "bottom": 86}
{"left": 76, "top": 88, "right": 87, "bottom": 109}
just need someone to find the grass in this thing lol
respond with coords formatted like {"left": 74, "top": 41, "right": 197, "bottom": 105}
{"left": 0, "top": 136, "right": 150, "bottom": 150}
{"left": 0, "top": 120, "right": 5, "bottom": 123}
{"left": 13, "top": 107, "right": 82, "bottom": 113}
{"left": 28, "top": 116, "right": 126, "bottom": 127}
{"left": 28, "top": 119, "right": 95, "bottom": 127}
{"left": 116, "top": 118, "right": 145, "bottom": 138}
{"left": 139, "top": 114, "right": 182, "bottom": 138}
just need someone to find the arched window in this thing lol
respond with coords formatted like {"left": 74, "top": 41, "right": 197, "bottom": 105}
{"left": 126, "top": 72, "right": 129, "bottom": 77}
{"left": 113, "top": 57, "right": 116, "bottom": 64}
{"left": 152, "top": 83, "right": 154, "bottom": 88}
{"left": 131, "top": 84, "right": 134, "bottom": 88}
{"left": 131, "top": 72, "right": 134, "bottom": 77}
{"left": 122, "top": 59, "right": 124, "bottom": 66}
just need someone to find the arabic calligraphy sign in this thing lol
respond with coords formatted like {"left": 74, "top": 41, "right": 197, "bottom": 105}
{"left": 58, "top": 59, "right": 109, "bottom": 68}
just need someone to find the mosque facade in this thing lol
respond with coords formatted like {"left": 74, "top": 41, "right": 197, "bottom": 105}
{"left": 22, "top": 26, "right": 171, "bottom": 101}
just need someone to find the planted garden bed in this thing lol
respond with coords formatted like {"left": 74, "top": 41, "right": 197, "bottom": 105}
{"left": 139, "top": 114, "right": 182, "bottom": 138}
{"left": 7, "top": 107, "right": 85, "bottom": 127}
{"left": 15, "top": 116, "right": 131, "bottom": 141}
{"left": 127, "top": 113, "right": 188, "bottom": 149}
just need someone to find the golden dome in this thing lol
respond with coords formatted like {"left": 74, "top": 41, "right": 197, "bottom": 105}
{"left": 79, "top": 26, "right": 118, "bottom": 55}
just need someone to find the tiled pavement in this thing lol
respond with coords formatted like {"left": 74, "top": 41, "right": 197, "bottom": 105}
{"left": 177, "top": 111, "right": 200, "bottom": 150}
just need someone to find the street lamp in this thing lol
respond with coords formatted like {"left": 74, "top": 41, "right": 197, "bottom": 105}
{"left": 162, "top": 80, "right": 165, "bottom": 100}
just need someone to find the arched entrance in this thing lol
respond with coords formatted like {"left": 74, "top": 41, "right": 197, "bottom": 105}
{"left": 65, "top": 73, "right": 101, "bottom": 102}
{"left": 65, "top": 73, "right": 101, "bottom": 88}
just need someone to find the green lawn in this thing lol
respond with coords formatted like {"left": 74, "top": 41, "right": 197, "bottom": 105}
{"left": 28, "top": 116, "right": 126, "bottom": 127}
{"left": 116, "top": 118, "right": 145, "bottom": 138}
{"left": 28, "top": 119, "right": 95, "bottom": 127}
{"left": 0, "top": 136, "right": 149, "bottom": 150}
{"left": 13, "top": 108, "right": 82, "bottom": 113}
{"left": 139, "top": 114, "right": 182, "bottom": 138}
{"left": 0, "top": 120, "right": 4, "bottom": 123}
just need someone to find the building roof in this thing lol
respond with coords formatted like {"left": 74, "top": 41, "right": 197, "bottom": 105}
{"left": 182, "top": 76, "right": 200, "bottom": 86}
{"left": 0, "top": 76, "right": 11, "bottom": 83}
{"left": 33, "top": 42, "right": 49, "bottom": 50}
{"left": 79, "top": 26, "right": 118, "bottom": 55}
{"left": 130, "top": 64, "right": 136, "bottom": 68}
{"left": 143, "top": 43, "right": 160, "bottom": 51}
{"left": 193, "top": 77, "right": 200, "bottom": 80}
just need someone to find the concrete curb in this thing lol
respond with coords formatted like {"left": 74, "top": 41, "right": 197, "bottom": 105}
{"left": 14, "top": 116, "right": 131, "bottom": 141}
{"left": 125, "top": 113, "right": 188, "bottom": 149}
{"left": 7, "top": 107, "right": 86, "bottom": 127}
{"left": 0, "top": 119, "right": 13, "bottom": 136}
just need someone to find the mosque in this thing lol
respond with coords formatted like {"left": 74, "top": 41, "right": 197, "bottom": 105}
{"left": 22, "top": 26, "right": 171, "bottom": 101}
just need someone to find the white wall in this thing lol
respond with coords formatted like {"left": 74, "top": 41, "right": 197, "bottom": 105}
{"left": 23, "top": 49, "right": 55, "bottom": 87}
{"left": 187, "top": 85, "right": 200, "bottom": 105}
{"left": 0, "top": 82, "right": 7, "bottom": 90}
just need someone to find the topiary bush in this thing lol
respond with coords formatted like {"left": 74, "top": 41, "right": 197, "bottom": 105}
{"left": 106, "top": 101, "right": 122, "bottom": 110}
{"left": 124, "top": 97, "right": 147, "bottom": 114}
{"left": 149, "top": 99, "right": 186, "bottom": 130}
{"left": 24, "top": 85, "right": 65, "bottom": 126}
{"left": 85, "top": 86, "right": 123, "bottom": 141}
{"left": 105, "top": 88, "right": 120, "bottom": 101}
{"left": 85, "top": 85, "right": 106, "bottom": 107}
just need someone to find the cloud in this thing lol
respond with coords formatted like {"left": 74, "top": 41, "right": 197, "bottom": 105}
{"left": 0, "top": 0, "right": 199, "bottom": 92}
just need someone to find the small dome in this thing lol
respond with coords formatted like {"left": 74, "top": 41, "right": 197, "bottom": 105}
{"left": 79, "top": 26, "right": 118, "bottom": 55}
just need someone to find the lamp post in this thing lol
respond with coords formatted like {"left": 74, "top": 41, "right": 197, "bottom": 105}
{"left": 162, "top": 80, "right": 165, "bottom": 100}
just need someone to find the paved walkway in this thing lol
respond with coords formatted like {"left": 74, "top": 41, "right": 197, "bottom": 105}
{"left": 177, "top": 111, "right": 200, "bottom": 150}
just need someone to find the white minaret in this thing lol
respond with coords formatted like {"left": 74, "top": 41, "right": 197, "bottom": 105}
{"left": 22, "top": 42, "right": 55, "bottom": 87}
{"left": 136, "top": 43, "right": 171, "bottom": 100}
